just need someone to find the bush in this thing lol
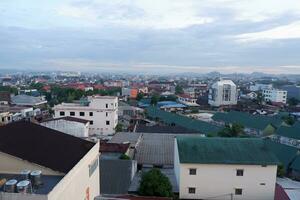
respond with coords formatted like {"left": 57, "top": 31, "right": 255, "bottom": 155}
{"left": 138, "top": 169, "right": 173, "bottom": 197}
{"left": 119, "top": 154, "right": 130, "bottom": 160}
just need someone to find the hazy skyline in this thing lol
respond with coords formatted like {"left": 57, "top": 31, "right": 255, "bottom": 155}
{"left": 1, "top": 0, "right": 300, "bottom": 74}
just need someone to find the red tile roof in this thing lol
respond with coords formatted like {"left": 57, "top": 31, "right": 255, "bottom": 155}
{"left": 275, "top": 184, "right": 290, "bottom": 200}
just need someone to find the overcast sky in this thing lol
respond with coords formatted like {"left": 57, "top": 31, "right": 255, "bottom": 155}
{"left": 1, "top": 0, "right": 300, "bottom": 74}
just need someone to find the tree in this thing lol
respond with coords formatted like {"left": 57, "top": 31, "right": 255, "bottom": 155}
{"left": 288, "top": 97, "right": 299, "bottom": 106}
{"left": 119, "top": 154, "right": 130, "bottom": 160}
{"left": 218, "top": 123, "right": 245, "bottom": 137}
{"left": 151, "top": 95, "right": 159, "bottom": 105}
{"left": 282, "top": 115, "right": 295, "bottom": 126}
{"left": 115, "top": 123, "right": 123, "bottom": 132}
{"left": 175, "top": 85, "right": 183, "bottom": 95}
{"left": 277, "top": 164, "right": 285, "bottom": 177}
{"left": 138, "top": 169, "right": 173, "bottom": 197}
{"left": 136, "top": 93, "right": 144, "bottom": 101}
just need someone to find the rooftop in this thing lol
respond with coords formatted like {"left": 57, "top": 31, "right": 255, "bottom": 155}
{"left": 100, "top": 141, "right": 130, "bottom": 154}
{"left": 0, "top": 173, "right": 63, "bottom": 195}
{"left": 176, "top": 137, "right": 280, "bottom": 165}
{"left": 0, "top": 121, "right": 95, "bottom": 173}
{"left": 276, "top": 122, "right": 300, "bottom": 140}
{"left": 11, "top": 95, "right": 47, "bottom": 106}
{"left": 41, "top": 116, "right": 90, "bottom": 124}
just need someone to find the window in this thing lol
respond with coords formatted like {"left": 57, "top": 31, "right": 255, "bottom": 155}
{"left": 106, "top": 112, "right": 108, "bottom": 117}
{"left": 90, "top": 121, "right": 93, "bottom": 125}
{"left": 235, "top": 188, "right": 242, "bottom": 195}
{"left": 70, "top": 111, "right": 75, "bottom": 116}
{"left": 80, "top": 112, "right": 85, "bottom": 116}
{"left": 106, "top": 120, "right": 110, "bottom": 125}
{"left": 89, "top": 112, "right": 93, "bottom": 116}
{"left": 106, "top": 103, "right": 108, "bottom": 108}
{"left": 260, "top": 183, "right": 266, "bottom": 186}
{"left": 60, "top": 111, "right": 65, "bottom": 116}
{"left": 189, "top": 168, "right": 197, "bottom": 175}
{"left": 188, "top": 187, "right": 196, "bottom": 194}
{"left": 236, "top": 169, "right": 244, "bottom": 176}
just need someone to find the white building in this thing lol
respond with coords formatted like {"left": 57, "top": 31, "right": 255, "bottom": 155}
{"left": 263, "top": 89, "right": 287, "bottom": 104}
{"left": 208, "top": 80, "right": 237, "bottom": 107}
{"left": 177, "top": 94, "right": 199, "bottom": 107}
{"left": 40, "top": 117, "right": 90, "bottom": 138}
{"left": 54, "top": 96, "right": 118, "bottom": 136}
{"left": 174, "top": 137, "right": 279, "bottom": 200}
{"left": 0, "top": 121, "right": 100, "bottom": 200}
{"left": 250, "top": 83, "right": 273, "bottom": 92}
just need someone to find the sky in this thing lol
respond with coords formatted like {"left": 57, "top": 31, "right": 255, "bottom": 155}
{"left": 1, "top": 0, "right": 300, "bottom": 74}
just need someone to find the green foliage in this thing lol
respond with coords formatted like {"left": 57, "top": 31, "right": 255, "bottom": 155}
{"left": 138, "top": 169, "right": 173, "bottom": 197}
{"left": 288, "top": 97, "right": 300, "bottom": 106}
{"left": 175, "top": 85, "right": 183, "bottom": 95}
{"left": 0, "top": 86, "right": 18, "bottom": 95}
{"left": 119, "top": 154, "right": 130, "bottom": 160}
{"left": 218, "top": 123, "right": 245, "bottom": 137}
{"left": 277, "top": 164, "right": 285, "bottom": 177}
{"left": 159, "top": 95, "right": 177, "bottom": 101}
{"left": 282, "top": 115, "right": 295, "bottom": 126}
{"left": 115, "top": 124, "right": 123, "bottom": 132}
{"left": 136, "top": 93, "right": 144, "bottom": 101}
{"left": 151, "top": 95, "right": 159, "bottom": 105}
{"left": 30, "top": 82, "right": 44, "bottom": 91}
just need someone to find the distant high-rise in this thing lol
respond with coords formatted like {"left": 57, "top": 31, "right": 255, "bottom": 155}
{"left": 208, "top": 79, "right": 237, "bottom": 107}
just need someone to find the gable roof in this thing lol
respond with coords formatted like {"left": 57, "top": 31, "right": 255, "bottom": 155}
{"left": 0, "top": 121, "right": 95, "bottom": 173}
{"left": 263, "top": 140, "right": 298, "bottom": 171}
{"left": 146, "top": 107, "right": 222, "bottom": 135}
{"left": 276, "top": 123, "right": 300, "bottom": 140}
{"left": 212, "top": 111, "right": 283, "bottom": 131}
{"left": 176, "top": 136, "right": 279, "bottom": 165}
{"left": 11, "top": 94, "right": 47, "bottom": 106}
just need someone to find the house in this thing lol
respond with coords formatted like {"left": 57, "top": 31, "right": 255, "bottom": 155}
{"left": 174, "top": 137, "right": 279, "bottom": 200}
{"left": 54, "top": 96, "right": 118, "bottom": 136}
{"left": 0, "top": 91, "right": 11, "bottom": 105}
{"left": 40, "top": 116, "right": 90, "bottom": 138}
{"left": 0, "top": 112, "right": 13, "bottom": 125}
{"left": 0, "top": 121, "right": 99, "bottom": 200}
{"left": 208, "top": 79, "right": 238, "bottom": 107}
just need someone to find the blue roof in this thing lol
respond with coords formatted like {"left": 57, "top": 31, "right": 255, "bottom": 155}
{"left": 157, "top": 101, "right": 186, "bottom": 108}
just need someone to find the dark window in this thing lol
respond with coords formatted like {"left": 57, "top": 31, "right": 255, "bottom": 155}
{"left": 235, "top": 188, "right": 242, "bottom": 195}
{"left": 89, "top": 112, "right": 93, "bottom": 116}
{"left": 188, "top": 187, "right": 196, "bottom": 194}
{"left": 260, "top": 183, "right": 266, "bottom": 186}
{"left": 236, "top": 169, "right": 244, "bottom": 176}
{"left": 60, "top": 111, "right": 65, "bottom": 116}
{"left": 106, "top": 112, "right": 108, "bottom": 117}
{"left": 70, "top": 112, "right": 75, "bottom": 116}
{"left": 80, "top": 112, "right": 85, "bottom": 116}
{"left": 189, "top": 168, "right": 197, "bottom": 175}
{"left": 106, "top": 103, "right": 108, "bottom": 108}
{"left": 106, "top": 120, "right": 110, "bottom": 125}
{"left": 90, "top": 121, "right": 93, "bottom": 125}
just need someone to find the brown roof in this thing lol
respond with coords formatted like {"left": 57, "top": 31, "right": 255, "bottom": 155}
{"left": 100, "top": 141, "right": 130, "bottom": 154}
{"left": 0, "top": 121, "right": 95, "bottom": 173}
{"left": 41, "top": 116, "right": 90, "bottom": 124}
{"left": 0, "top": 91, "right": 11, "bottom": 103}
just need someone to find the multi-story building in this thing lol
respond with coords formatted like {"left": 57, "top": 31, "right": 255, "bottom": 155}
{"left": 208, "top": 80, "right": 237, "bottom": 107}
{"left": 249, "top": 83, "right": 273, "bottom": 92}
{"left": 263, "top": 89, "right": 287, "bottom": 104}
{"left": 54, "top": 96, "right": 118, "bottom": 136}
{"left": 0, "top": 121, "right": 100, "bottom": 200}
{"left": 174, "top": 136, "right": 279, "bottom": 200}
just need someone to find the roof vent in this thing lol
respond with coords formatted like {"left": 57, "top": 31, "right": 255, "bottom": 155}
{"left": 4, "top": 179, "right": 17, "bottom": 193}
{"left": 30, "top": 170, "right": 42, "bottom": 187}
{"left": 17, "top": 180, "right": 32, "bottom": 194}
{"left": 20, "top": 169, "right": 31, "bottom": 180}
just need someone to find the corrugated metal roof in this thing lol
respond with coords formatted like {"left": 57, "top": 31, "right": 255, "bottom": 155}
{"left": 176, "top": 136, "right": 280, "bottom": 165}
{"left": 212, "top": 111, "right": 283, "bottom": 131}
{"left": 276, "top": 123, "right": 300, "bottom": 140}
{"left": 146, "top": 107, "right": 222, "bottom": 135}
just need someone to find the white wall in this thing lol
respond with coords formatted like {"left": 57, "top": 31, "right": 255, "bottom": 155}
{"left": 54, "top": 96, "right": 118, "bottom": 135}
{"left": 263, "top": 89, "right": 287, "bottom": 104}
{"left": 177, "top": 163, "right": 277, "bottom": 200}
{"left": 208, "top": 80, "right": 237, "bottom": 107}
{"left": 41, "top": 120, "right": 89, "bottom": 138}
{"left": 48, "top": 142, "right": 100, "bottom": 200}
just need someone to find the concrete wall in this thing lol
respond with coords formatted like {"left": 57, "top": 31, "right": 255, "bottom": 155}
{"left": 0, "top": 152, "right": 63, "bottom": 176}
{"left": 47, "top": 142, "right": 100, "bottom": 200}
{"left": 177, "top": 163, "right": 277, "bottom": 200}
{"left": 0, "top": 192, "right": 47, "bottom": 200}
{"left": 54, "top": 97, "right": 118, "bottom": 135}
{"left": 41, "top": 120, "right": 89, "bottom": 138}
{"left": 209, "top": 81, "right": 237, "bottom": 107}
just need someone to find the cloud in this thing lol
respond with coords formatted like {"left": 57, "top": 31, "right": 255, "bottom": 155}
{"left": 236, "top": 21, "right": 300, "bottom": 42}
